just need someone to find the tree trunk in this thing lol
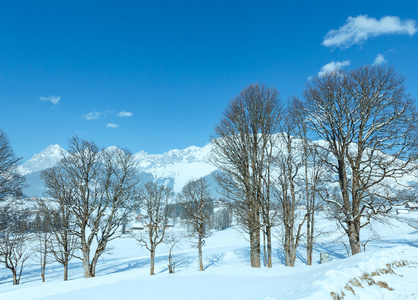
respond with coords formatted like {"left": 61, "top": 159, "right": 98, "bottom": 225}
{"left": 266, "top": 226, "right": 272, "bottom": 268}
{"left": 150, "top": 248, "right": 155, "bottom": 275}
{"left": 251, "top": 206, "right": 261, "bottom": 268}
{"left": 81, "top": 228, "right": 93, "bottom": 278}
{"left": 263, "top": 230, "right": 267, "bottom": 267}
{"left": 338, "top": 160, "right": 362, "bottom": 256}
{"left": 83, "top": 261, "right": 91, "bottom": 278}
{"left": 41, "top": 251, "right": 46, "bottom": 282}
{"left": 309, "top": 209, "right": 315, "bottom": 263}
{"left": 198, "top": 238, "right": 204, "bottom": 271}
{"left": 64, "top": 260, "right": 68, "bottom": 281}
{"left": 284, "top": 225, "right": 290, "bottom": 266}
{"left": 89, "top": 256, "right": 98, "bottom": 277}
{"left": 285, "top": 229, "right": 296, "bottom": 267}
{"left": 168, "top": 250, "right": 174, "bottom": 274}
{"left": 250, "top": 227, "right": 261, "bottom": 268}
{"left": 348, "top": 221, "right": 361, "bottom": 255}
{"left": 12, "top": 269, "right": 18, "bottom": 285}
{"left": 289, "top": 250, "right": 296, "bottom": 267}
{"left": 307, "top": 190, "right": 316, "bottom": 266}
{"left": 82, "top": 252, "right": 92, "bottom": 278}
{"left": 306, "top": 215, "right": 312, "bottom": 266}
{"left": 284, "top": 223, "right": 296, "bottom": 267}
{"left": 307, "top": 238, "right": 313, "bottom": 265}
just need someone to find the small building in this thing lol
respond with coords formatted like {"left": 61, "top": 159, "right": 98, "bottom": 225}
{"left": 397, "top": 208, "right": 410, "bottom": 214}
{"left": 130, "top": 223, "right": 144, "bottom": 231}
{"left": 405, "top": 202, "right": 418, "bottom": 211}
{"left": 131, "top": 223, "right": 173, "bottom": 232}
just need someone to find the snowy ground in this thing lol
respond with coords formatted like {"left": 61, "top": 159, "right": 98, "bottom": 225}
{"left": 1, "top": 212, "right": 418, "bottom": 300}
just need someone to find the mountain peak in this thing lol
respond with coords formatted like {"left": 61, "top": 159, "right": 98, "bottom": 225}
{"left": 17, "top": 144, "right": 66, "bottom": 175}
{"left": 43, "top": 144, "right": 64, "bottom": 154}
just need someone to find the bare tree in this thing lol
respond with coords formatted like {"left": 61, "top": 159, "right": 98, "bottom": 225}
{"left": 302, "top": 144, "right": 327, "bottom": 265}
{"left": 0, "top": 130, "right": 28, "bottom": 285}
{"left": 36, "top": 196, "right": 79, "bottom": 281}
{"left": 211, "top": 84, "right": 281, "bottom": 268}
{"left": 41, "top": 137, "right": 140, "bottom": 278}
{"left": 179, "top": 178, "right": 213, "bottom": 271}
{"left": 0, "top": 128, "right": 25, "bottom": 202}
{"left": 292, "top": 98, "right": 327, "bottom": 265}
{"left": 133, "top": 182, "right": 172, "bottom": 275}
{"left": 274, "top": 102, "right": 307, "bottom": 267}
{"left": 165, "top": 232, "right": 180, "bottom": 274}
{"left": 304, "top": 65, "right": 418, "bottom": 255}
{"left": 48, "top": 217, "right": 79, "bottom": 281}
{"left": 260, "top": 133, "right": 279, "bottom": 268}
{"left": 0, "top": 202, "right": 31, "bottom": 285}
{"left": 33, "top": 210, "right": 54, "bottom": 282}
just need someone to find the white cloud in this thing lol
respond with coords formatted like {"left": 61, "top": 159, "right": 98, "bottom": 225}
{"left": 318, "top": 60, "right": 350, "bottom": 77}
{"left": 322, "top": 15, "right": 417, "bottom": 48}
{"left": 373, "top": 54, "right": 387, "bottom": 65}
{"left": 106, "top": 123, "right": 118, "bottom": 128}
{"left": 40, "top": 95, "right": 61, "bottom": 105}
{"left": 117, "top": 111, "right": 133, "bottom": 117}
{"left": 84, "top": 111, "right": 104, "bottom": 120}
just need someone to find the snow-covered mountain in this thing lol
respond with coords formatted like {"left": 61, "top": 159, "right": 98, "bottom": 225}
{"left": 17, "top": 144, "right": 67, "bottom": 176}
{"left": 133, "top": 144, "right": 216, "bottom": 192}
{"left": 19, "top": 138, "right": 418, "bottom": 199}
{"left": 20, "top": 143, "right": 218, "bottom": 197}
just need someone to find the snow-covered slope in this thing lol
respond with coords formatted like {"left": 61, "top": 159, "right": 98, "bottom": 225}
{"left": 20, "top": 143, "right": 217, "bottom": 196}
{"left": 1, "top": 212, "right": 418, "bottom": 300}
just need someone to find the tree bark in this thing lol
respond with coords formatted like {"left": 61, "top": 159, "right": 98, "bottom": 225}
{"left": 198, "top": 238, "right": 203, "bottom": 271}
{"left": 266, "top": 226, "right": 272, "bottom": 268}
{"left": 250, "top": 222, "right": 260, "bottom": 268}
{"left": 348, "top": 221, "right": 361, "bottom": 255}
{"left": 41, "top": 248, "right": 46, "bottom": 282}
{"left": 306, "top": 211, "right": 314, "bottom": 265}
{"left": 150, "top": 248, "right": 155, "bottom": 275}
{"left": 82, "top": 249, "right": 92, "bottom": 278}
{"left": 89, "top": 254, "right": 99, "bottom": 278}
{"left": 306, "top": 216, "right": 312, "bottom": 265}
{"left": 284, "top": 224, "right": 294, "bottom": 266}
{"left": 12, "top": 269, "right": 18, "bottom": 285}
{"left": 263, "top": 230, "right": 267, "bottom": 267}
{"left": 64, "top": 260, "right": 68, "bottom": 281}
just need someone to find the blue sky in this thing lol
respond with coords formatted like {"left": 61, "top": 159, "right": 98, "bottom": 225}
{"left": 0, "top": 0, "right": 417, "bottom": 161}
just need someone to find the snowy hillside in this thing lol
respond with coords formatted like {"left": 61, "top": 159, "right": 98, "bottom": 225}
{"left": 19, "top": 143, "right": 217, "bottom": 196}
{"left": 1, "top": 212, "right": 418, "bottom": 299}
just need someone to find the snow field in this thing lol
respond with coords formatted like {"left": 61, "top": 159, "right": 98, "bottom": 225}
{"left": 1, "top": 213, "right": 418, "bottom": 300}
